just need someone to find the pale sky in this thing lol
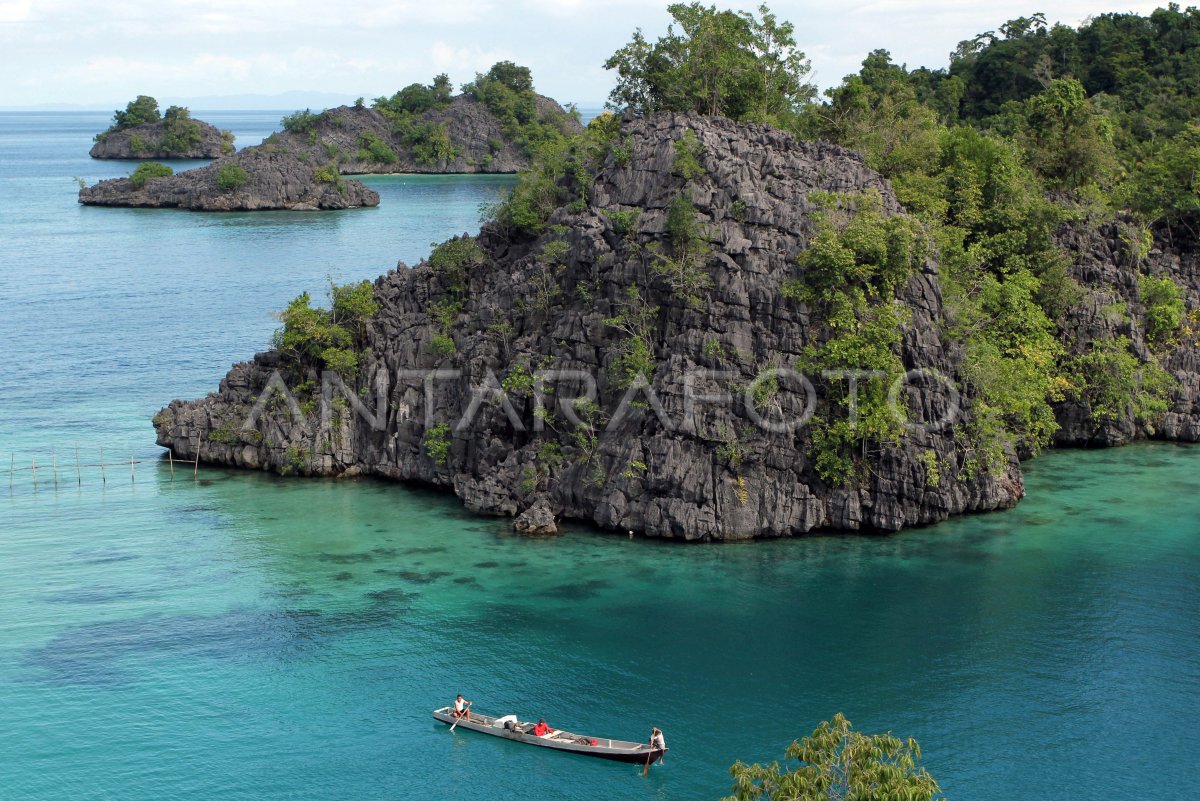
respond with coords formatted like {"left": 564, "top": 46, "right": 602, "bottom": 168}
{"left": 0, "top": 0, "right": 1167, "bottom": 109}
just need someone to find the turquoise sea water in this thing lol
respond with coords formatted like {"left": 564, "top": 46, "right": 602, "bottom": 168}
{"left": 1, "top": 112, "right": 1198, "bottom": 800}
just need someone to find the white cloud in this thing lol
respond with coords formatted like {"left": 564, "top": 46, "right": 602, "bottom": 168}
{"left": 0, "top": 0, "right": 1184, "bottom": 107}
{"left": 0, "top": 0, "right": 32, "bottom": 24}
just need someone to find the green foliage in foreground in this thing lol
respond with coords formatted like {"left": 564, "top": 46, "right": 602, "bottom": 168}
{"left": 271, "top": 279, "right": 379, "bottom": 378}
{"left": 722, "top": 713, "right": 942, "bottom": 801}
{"left": 129, "top": 162, "right": 173, "bottom": 188}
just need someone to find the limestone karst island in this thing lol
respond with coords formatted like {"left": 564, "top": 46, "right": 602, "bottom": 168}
{"left": 4, "top": 4, "right": 1199, "bottom": 801}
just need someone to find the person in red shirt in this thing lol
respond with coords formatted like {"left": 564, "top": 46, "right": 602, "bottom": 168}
{"left": 532, "top": 718, "right": 553, "bottom": 736}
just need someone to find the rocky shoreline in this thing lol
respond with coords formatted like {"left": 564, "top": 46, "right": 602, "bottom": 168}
{"left": 154, "top": 113, "right": 1028, "bottom": 538}
{"left": 79, "top": 147, "right": 379, "bottom": 211}
{"left": 79, "top": 89, "right": 578, "bottom": 212}
{"left": 151, "top": 112, "right": 1200, "bottom": 538}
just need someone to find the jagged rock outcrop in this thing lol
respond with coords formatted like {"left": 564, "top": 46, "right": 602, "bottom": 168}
{"left": 153, "top": 112, "right": 1024, "bottom": 540}
{"left": 1052, "top": 219, "right": 1200, "bottom": 445}
{"left": 273, "top": 95, "right": 582, "bottom": 174}
{"left": 513, "top": 496, "right": 559, "bottom": 535}
{"left": 79, "top": 147, "right": 378, "bottom": 211}
{"left": 90, "top": 118, "right": 233, "bottom": 159}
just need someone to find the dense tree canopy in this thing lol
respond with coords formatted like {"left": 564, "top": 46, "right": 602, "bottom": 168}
{"left": 722, "top": 714, "right": 943, "bottom": 801}
{"left": 373, "top": 74, "right": 453, "bottom": 116}
{"left": 108, "top": 95, "right": 161, "bottom": 131}
{"left": 605, "top": 3, "right": 813, "bottom": 125}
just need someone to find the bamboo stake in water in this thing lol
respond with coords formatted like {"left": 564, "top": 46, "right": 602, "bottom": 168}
{"left": 9, "top": 453, "right": 13, "bottom": 492}
{"left": 75, "top": 444, "right": 82, "bottom": 486}
{"left": 100, "top": 447, "right": 106, "bottom": 484}
{"left": 32, "top": 456, "right": 37, "bottom": 492}
{"left": 168, "top": 448, "right": 174, "bottom": 478}
{"left": 52, "top": 449, "right": 58, "bottom": 489}
{"left": 193, "top": 437, "right": 200, "bottom": 479}
{"left": 130, "top": 453, "right": 135, "bottom": 483}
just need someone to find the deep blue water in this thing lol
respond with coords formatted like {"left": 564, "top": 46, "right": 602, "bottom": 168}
{"left": 0, "top": 112, "right": 1197, "bottom": 801}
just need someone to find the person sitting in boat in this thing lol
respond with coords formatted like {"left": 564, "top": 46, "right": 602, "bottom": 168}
{"left": 532, "top": 718, "right": 554, "bottom": 737}
{"left": 650, "top": 727, "right": 666, "bottom": 763}
{"left": 452, "top": 694, "right": 472, "bottom": 722}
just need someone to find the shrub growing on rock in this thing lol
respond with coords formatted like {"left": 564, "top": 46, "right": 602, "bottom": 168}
{"left": 216, "top": 163, "right": 249, "bottom": 191}
{"left": 129, "top": 162, "right": 173, "bottom": 188}
{"left": 109, "top": 95, "right": 161, "bottom": 131}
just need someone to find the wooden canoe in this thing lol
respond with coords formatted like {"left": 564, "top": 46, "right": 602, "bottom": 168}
{"left": 433, "top": 707, "right": 667, "bottom": 765}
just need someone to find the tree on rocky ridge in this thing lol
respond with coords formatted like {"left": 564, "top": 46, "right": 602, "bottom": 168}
{"left": 604, "top": 3, "right": 813, "bottom": 124}
{"left": 110, "top": 95, "right": 161, "bottom": 131}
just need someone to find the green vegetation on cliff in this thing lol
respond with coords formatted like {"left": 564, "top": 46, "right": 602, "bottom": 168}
{"left": 605, "top": 3, "right": 814, "bottom": 126}
{"left": 106, "top": 95, "right": 161, "bottom": 133}
{"left": 723, "top": 713, "right": 942, "bottom": 801}
{"left": 129, "top": 162, "right": 173, "bottom": 188}
{"left": 462, "top": 61, "right": 581, "bottom": 158}
{"left": 272, "top": 280, "right": 379, "bottom": 379}
{"left": 581, "top": 3, "right": 1190, "bottom": 475}
{"left": 95, "top": 96, "right": 227, "bottom": 156}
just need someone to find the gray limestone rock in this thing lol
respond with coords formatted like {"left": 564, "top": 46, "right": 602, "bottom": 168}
{"left": 270, "top": 95, "right": 583, "bottom": 175}
{"left": 90, "top": 118, "right": 232, "bottom": 159}
{"left": 79, "top": 148, "right": 378, "bottom": 211}
{"left": 1053, "top": 218, "right": 1200, "bottom": 445}
{"left": 154, "top": 112, "right": 1029, "bottom": 539}
{"left": 513, "top": 496, "right": 558, "bottom": 536}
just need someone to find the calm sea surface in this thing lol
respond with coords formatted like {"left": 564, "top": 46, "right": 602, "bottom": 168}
{"left": 0, "top": 112, "right": 1197, "bottom": 801}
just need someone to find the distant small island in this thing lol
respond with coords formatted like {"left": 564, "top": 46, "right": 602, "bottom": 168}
{"left": 79, "top": 63, "right": 581, "bottom": 212}
{"left": 90, "top": 95, "right": 234, "bottom": 159}
{"left": 77, "top": 148, "right": 380, "bottom": 211}
{"left": 265, "top": 64, "right": 582, "bottom": 175}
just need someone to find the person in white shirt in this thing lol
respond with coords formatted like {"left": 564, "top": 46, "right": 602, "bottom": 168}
{"left": 650, "top": 727, "right": 666, "bottom": 763}
{"left": 452, "top": 694, "right": 472, "bottom": 722}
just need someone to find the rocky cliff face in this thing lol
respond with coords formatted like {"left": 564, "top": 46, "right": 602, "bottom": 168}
{"left": 90, "top": 119, "right": 233, "bottom": 159}
{"left": 154, "top": 112, "right": 1024, "bottom": 539}
{"left": 1053, "top": 220, "right": 1200, "bottom": 445}
{"left": 79, "top": 148, "right": 378, "bottom": 211}
{"left": 274, "top": 95, "right": 582, "bottom": 174}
